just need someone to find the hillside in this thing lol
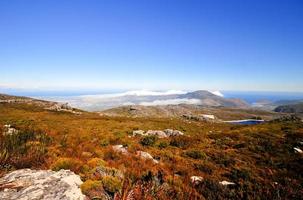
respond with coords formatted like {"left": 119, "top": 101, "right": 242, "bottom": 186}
{"left": 0, "top": 95, "right": 303, "bottom": 199}
{"left": 101, "top": 104, "right": 281, "bottom": 120}
{"left": 275, "top": 103, "right": 303, "bottom": 114}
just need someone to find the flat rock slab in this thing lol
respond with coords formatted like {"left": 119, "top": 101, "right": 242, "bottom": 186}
{"left": 0, "top": 169, "right": 85, "bottom": 200}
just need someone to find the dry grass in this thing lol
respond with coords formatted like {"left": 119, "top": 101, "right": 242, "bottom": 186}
{"left": 0, "top": 102, "right": 302, "bottom": 199}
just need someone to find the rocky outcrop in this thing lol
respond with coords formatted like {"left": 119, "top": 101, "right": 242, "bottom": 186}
{"left": 46, "top": 103, "right": 82, "bottom": 115}
{"left": 136, "top": 151, "right": 159, "bottom": 164}
{"left": 133, "top": 129, "right": 184, "bottom": 138}
{"left": 145, "top": 130, "right": 168, "bottom": 138}
{"left": 112, "top": 145, "right": 128, "bottom": 154}
{"left": 183, "top": 114, "right": 217, "bottom": 122}
{"left": 132, "top": 130, "right": 145, "bottom": 136}
{"left": 163, "top": 129, "right": 184, "bottom": 137}
{"left": 190, "top": 176, "right": 203, "bottom": 184}
{"left": 294, "top": 147, "right": 303, "bottom": 153}
{"left": 0, "top": 169, "right": 85, "bottom": 200}
{"left": 2, "top": 125, "right": 19, "bottom": 136}
{"left": 219, "top": 180, "right": 236, "bottom": 186}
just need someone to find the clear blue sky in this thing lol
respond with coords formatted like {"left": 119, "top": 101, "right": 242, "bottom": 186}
{"left": 0, "top": 0, "right": 303, "bottom": 92}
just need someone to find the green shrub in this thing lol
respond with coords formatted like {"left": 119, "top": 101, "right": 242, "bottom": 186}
{"left": 100, "top": 139, "right": 109, "bottom": 147}
{"left": 158, "top": 141, "right": 169, "bottom": 149}
{"left": 51, "top": 157, "right": 83, "bottom": 172}
{"left": 140, "top": 136, "right": 156, "bottom": 146}
{"left": 212, "top": 154, "right": 235, "bottom": 167}
{"left": 101, "top": 176, "right": 122, "bottom": 193}
{"left": 0, "top": 128, "right": 50, "bottom": 169}
{"left": 228, "top": 168, "right": 251, "bottom": 181}
{"left": 194, "top": 163, "right": 213, "bottom": 174}
{"left": 87, "top": 158, "right": 106, "bottom": 168}
{"left": 81, "top": 180, "right": 102, "bottom": 195}
{"left": 170, "top": 136, "right": 192, "bottom": 148}
{"left": 184, "top": 150, "right": 206, "bottom": 160}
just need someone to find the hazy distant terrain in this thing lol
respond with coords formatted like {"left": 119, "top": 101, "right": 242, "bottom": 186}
{"left": 34, "top": 90, "right": 249, "bottom": 111}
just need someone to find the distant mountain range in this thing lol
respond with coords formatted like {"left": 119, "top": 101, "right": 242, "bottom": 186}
{"left": 60, "top": 90, "right": 249, "bottom": 111}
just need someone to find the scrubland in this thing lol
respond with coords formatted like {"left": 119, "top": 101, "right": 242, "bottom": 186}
{"left": 0, "top": 102, "right": 302, "bottom": 199}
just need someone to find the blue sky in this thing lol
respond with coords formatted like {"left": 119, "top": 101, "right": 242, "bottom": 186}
{"left": 0, "top": 0, "right": 303, "bottom": 92}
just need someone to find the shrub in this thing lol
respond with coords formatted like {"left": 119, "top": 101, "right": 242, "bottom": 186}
{"left": 87, "top": 158, "right": 106, "bottom": 168}
{"left": 140, "top": 136, "right": 156, "bottom": 146}
{"left": 100, "top": 139, "right": 110, "bottom": 147}
{"left": 158, "top": 141, "right": 169, "bottom": 149}
{"left": 101, "top": 176, "right": 122, "bottom": 193}
{"left": 184, "top": 150, "right": 206, "bottom": 160}
{"left": 170, "top": 136, "right": 192, "bottom": 148}
{"left": 194, "top": 163, "right": 213, "bottom": 174}
{"left": 0, "top": 128, "right": 50, "bottom": 169}
{"left": 51, "top": 157, "right": 83, "bottom": 173}
{"left": 81, "top": 179, "right": 102, "bottom": 195}
{"left": 227, "top": 168, "right": 251, "bottom": 181}
{"left": 212, "top": 154, "right": 235, "bottom": 167}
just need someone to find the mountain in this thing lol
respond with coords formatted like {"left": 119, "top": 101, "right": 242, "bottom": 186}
{"left": 274, "top": 102, "right": 303, "bottom": 114}
{"left": 179, "top": 90, "right": 248, "bottom": 107}
{"left": 61, "top": 90, "right": 249, "bottom": 111}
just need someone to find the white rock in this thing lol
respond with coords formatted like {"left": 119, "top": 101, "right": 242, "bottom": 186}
{"left": 219, "top": 180, "right": 236, "bottom": 186}
{"left": 201, "top": 114, "right": 216, "bottom": 120}
{"left": 2, "top": 125, "right": 19, "bottom": 136}
{"left": 132, "top": 130, "right": 146, "bottom": 136}
{"left": 0, "top": 169, "right": 85, "bottom": 200}
{"left": 112, "top": 145, "right": 128, "bottom": 154}
{"left": 164, "top": 129, "right": 184, "bottom": 137}
{"left": 294, "top": 147, "right": 303, "bottom": 153}
{"left": 136, "top": 151, "right": 158, "bottom": 164}
{"left": 146, "top": 130, "right": 168, "bottom": 138}
{"left": 190, "top": 176, "right": 203, "bottom": 184}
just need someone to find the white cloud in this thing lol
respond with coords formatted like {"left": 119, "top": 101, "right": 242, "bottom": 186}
{"left": 211, "top": 91, "right": 224, "bottom": 97}
{"left": 139, "top": 98, "right": 201, "bottom": 106}
{"left": 80, "top": 90, "right": 186, "bottom": 100}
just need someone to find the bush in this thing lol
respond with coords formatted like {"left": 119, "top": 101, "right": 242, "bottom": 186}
{"left": 100, "top": 139, "right": 110, "bottom": 147}
{"left": 101, "top": 176, "right": 122, "bottom": 193}
{"left": 140, "top": 136, "right": 156, "bottom": 146}
{"left": 87, "top": 158, "right": 106, "bottom": 168}
{"left": 0, "top": 128, "right": 50, "bottom": 169}
{"left": 212, "top": 154, "right": 235, "bottom": 167}
{"left": 170, "top": 136, "right": 192, "bottom": 148}
{"left": 194, "top": 163, "right": 213, "bottom": 174}
{"left": 51, "top": 157, "right": 83, "bottom": 173}
{"left": 158, "top": 141, "right": 169, "bottom": 149}
{"left": 81, "top": 179, "right": 102, "bottom": 196}
{"left": 227, "top": 168, "right": 251, "bottom": 181}
{"left": 184, "top": 150, "right": 206, "bottom": 160}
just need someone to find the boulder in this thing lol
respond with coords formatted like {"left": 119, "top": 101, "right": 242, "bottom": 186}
{"left": 190, "top": 176, "right": 203, "bottom": 184}
{"left": 0, "top": 169, "right": 85, "bottom": 200}
{"left": 136, "top": 151, "right": 159, "bottom": 164}
{"left": 132, "top": 130, "right": 146, "bottom": 136}
{"left": 145, "top": 130, "right": 168, "bottom": 138}
{"left": 219, "top": 180, "right": 236, "bottom": 186}
{"left": 2, "top": 125, "right": 19, "bottom": 136}
{"left": 294, "top": 147, "right": 303, "bottom": 153}
{"left": 112, "top": 145, "right": 128, "bottom": 155}
{"left": 164, "top": 129, "right": 184, "bottom": 137}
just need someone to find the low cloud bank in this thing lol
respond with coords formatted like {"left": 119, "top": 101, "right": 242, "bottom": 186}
{"left": 139, "top": 98, "right": 201, "bottom": 106}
